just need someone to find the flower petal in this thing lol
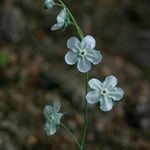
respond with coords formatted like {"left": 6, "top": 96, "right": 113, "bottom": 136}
{"left": 54, "top": 113, "right": 63, "bottom": 125}
{"left": 100, "top": 96, "right": 113, "bottom": 112}
{"left": 103, "top": 75, "right": 117, "bottom": 89}
{"left": 51, "top": 9, "right": 67, "bottom": 31}
{"left": 57, "top": 9, "right": 66, "bottom": 24}
{"left": 44, "top": 122, "right": 57, "bottom": 136}
{"left": 53, "top": 101, "right": 61, "bottom": 112}
{"left": 51, "top": 23, "right": 64, "bottom": 31}
{"left": 77, "top": 57, "right": 91, "bottom": 73}
{"left": 108, "top": 87, "right": 124, "bottom": 101}
{"left": 44, "top": 105, "right": 54, "bottom": 116}
{"left": 65, "top": 51, "right": 78, "bottom": 65}
{"left": 88, "top": 78, "right": 103, "bottom": 90}
{"left": 86, "top": 50, "right": 102, "bottom": 65}
{"left": 67, "top": 37, "right": 80, "bottom": 52}
{"left": 81, "top": 35, "right": 96, "bottom": 49}
{"left": 86, "top": 90, "right": 99, "bottom": 104}
{"left": 43, "top": 0, "right": 55, "bottom": 9}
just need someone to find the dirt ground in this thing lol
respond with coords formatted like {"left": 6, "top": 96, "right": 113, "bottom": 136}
{"left": 0, "top": 0, "right": 149, "bottom": 150}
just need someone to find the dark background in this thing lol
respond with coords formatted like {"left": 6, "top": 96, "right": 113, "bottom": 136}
{"left": 0, "top": 0, "right": 149, "bottom": 149}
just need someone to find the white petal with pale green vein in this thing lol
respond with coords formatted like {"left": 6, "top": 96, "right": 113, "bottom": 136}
{"left": 65, "top": 51, "right": 78, "bottom": 65}
{"left": 86, "top": 50, "right": 102, "bottom": 65}
{"left": 77, "top": 57, "right": 91, "bottom": 73}
{"left": 81, "top": 35, "right": 96, "bottom": 49}
{"left": 86, "top": 90, "right": 99, "bottom": 104}
{"left": 44, "top": 122, "right": 57, "bottom": 135}
{"left": 103, "top": 75, "right": 118, "bottom": 89}
{"left": 88, "top": 78, "right": 103, "bottom": 90}
{"left": 100, "top": 96, "right": 113, "bottom": 112}
{"left": 108, "top": 87, "right": 124, "bottom": 101}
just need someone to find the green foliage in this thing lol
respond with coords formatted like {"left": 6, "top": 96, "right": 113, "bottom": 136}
{"left": 0, "top": 52, "right": 9, "bottom": 67}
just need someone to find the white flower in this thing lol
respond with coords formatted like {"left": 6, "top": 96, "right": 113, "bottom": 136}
{"left": 86, "top": 75, "right": 124, "bottom": 111}
{"left": 43, "top": 0, "right": 55, "bottom": 9}
{"left": 44, "top": 101, "right": 63, "bottom": 135}
{"left": 51, "top": 8, "right": 68, "bottom": 31}
{"left": 65, "top": 35, "right": 102, "bottom": 73}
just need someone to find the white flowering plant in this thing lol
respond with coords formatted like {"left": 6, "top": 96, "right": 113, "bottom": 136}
{"left": 42, "top": 0, "right": 124, "bottom": 149}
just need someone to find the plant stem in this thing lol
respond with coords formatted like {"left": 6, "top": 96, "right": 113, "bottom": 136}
{"left": 55, "top": 3, "right": 63, "bottom": 7}
{"left": 60, "top": 122, "right": 82, "bottom": 150}
{"left": 85, "top": 73, "right": 89, "bottom": 123}
{"left": 80, "top": 72, "right": 89, "bottom": 149}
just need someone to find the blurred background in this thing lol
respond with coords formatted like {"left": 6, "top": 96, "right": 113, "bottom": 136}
{"left": 0, "top": 0, "right": 150, "bottom": 149}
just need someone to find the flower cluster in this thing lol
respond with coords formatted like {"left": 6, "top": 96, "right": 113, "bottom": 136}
{"left": 42, "top": 0, "right": 124, "bottom": 137}
{"left": 44, "top": 101, "right": 63, "bottom": 135}
{"left": 43, "top": 0, "right": 70, "bottom": 31}
{"left": 65, "top": 36, "right": 102, "bottom": 73}
{"left": 86, "top": 75, "right": 124, "bottom": 111}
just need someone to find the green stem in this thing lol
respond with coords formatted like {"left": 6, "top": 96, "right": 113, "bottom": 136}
{"left": 55, "top": 3, "right": 63, "bottom": 7}
{"left": 60, "top": 123, "right": 82, "bottom": 149}
{"left": 58, "top": 0, "right": 84, "bottom": 39}
{"left": 80, "top": 107, "right": 99, "bottom": 150}
{"left": 85, "top": 73, "right": 89, "bottom": 123}
{"left": 80, "top": 72, "right": 89, "bottom": 149}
